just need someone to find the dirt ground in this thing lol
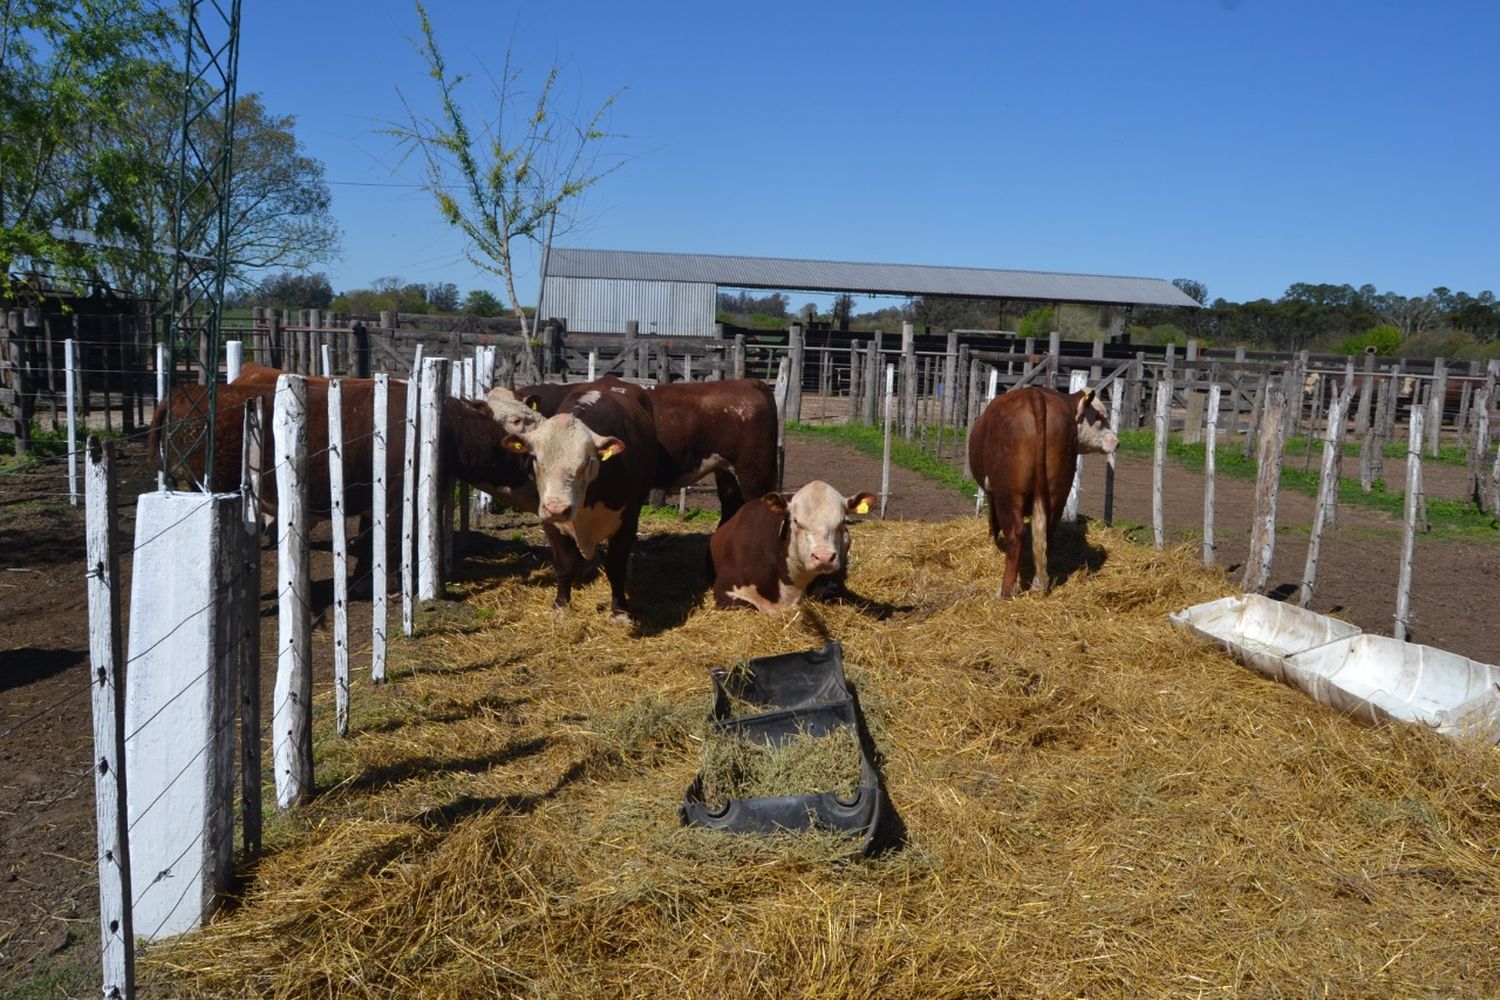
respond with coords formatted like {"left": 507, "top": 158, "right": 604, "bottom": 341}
{"left": 1, "top": 423, "right": 1497, "bottom": 994}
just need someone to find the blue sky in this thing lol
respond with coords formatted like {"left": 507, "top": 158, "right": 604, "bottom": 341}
{"left": 240, "top": 1, "right": 1498, "bottom": 310}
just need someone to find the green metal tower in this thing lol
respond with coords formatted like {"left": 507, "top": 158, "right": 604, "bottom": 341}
{"left": 161, "top": 0, "right": 242, "bottom": 490}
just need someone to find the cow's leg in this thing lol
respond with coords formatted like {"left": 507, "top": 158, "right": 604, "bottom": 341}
{"left": 542, "top": 522, "right": 583, "bottom": 609}
{"left": 997, "top": 501, "right": 1025, "bottom": 599}
{"left": 713, "top": 469, "right": 746, "bottom": 522}
{"left": 602, "top": 509, "right": 640, "bottom": 624}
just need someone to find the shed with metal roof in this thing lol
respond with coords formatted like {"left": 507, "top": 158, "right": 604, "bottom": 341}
{"left": 541, "top": 248, "right": 1200, "bottom": 337}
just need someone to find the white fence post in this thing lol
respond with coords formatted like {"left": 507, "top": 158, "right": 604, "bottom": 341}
{"left": 320, "top": 343, "right": 332, "bottom": 378}
{"left": 418, "top": 357, "right": 450, "bottom": 601}
{"left": 328, "top": 379, "right": 350, "bottom": 737}
{"left": 401, "top": 347, "right": 424, "bottom": 636}
{"left": 155, "top": 341, "right": 167, "bottom": 404}
{"left": 1063, "top": 370, "right": 1088, "bottom": 521}
{"left": 1394, "top": 408, "right": 1425, "bottom": 641}
{"left": 66, "top": 338, "right": 78, "bottom": 505}
{"left": 372, "top": 374, "right": 389, "bottom": 682}
{"left": 880, "top": 363, "right": 894, "bottom": 519}
{"left": 1104, "top": 381, "right": 1122, "bottom": 526}
{"left": 226, "top": 339, "right": 243, "bottom": 382}
{"left": 85, "top": 438, "right": 136, "bottom": 999}
{"left": 773, "top": 357, "right": 790, "bottom": 491}
{"left": 273, "top": 374, "right": 313, "bottom": 808}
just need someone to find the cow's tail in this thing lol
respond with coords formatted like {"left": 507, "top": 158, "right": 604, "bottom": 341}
{"left": 1028, "top": 391, "right": 1050, "bottom": 594}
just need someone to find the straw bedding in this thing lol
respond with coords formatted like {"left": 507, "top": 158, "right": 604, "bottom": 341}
{"left": 153, "top": 516, "right": 1500, "bottom": 998}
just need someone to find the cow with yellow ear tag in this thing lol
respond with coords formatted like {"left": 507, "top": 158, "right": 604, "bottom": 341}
{"left": 500, "top": 384, "right": 656, "bottom": 622}
{"left": 707, "top": 481, "right": 878, "bottom": 614}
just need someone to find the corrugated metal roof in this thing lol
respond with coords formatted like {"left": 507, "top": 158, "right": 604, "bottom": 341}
{"left": 546, "top": 248, "right": 1201, "bottom": 308}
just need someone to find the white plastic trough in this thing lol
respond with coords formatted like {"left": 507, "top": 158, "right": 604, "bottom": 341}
{"left": 1168, "top": 594, "right": 1363, "bottom": 681}
{"left": 1171, "top": 595, "right": 1500, "bottom": 743}
{"left": 1283, "top": 635, "right": 1500, "bottom": 742}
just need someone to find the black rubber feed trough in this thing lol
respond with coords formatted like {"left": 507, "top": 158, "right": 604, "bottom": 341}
{"left": 681, "top": 642, "right": 888, "bottom": 854}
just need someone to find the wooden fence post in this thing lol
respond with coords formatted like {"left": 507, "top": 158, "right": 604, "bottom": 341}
{"left": 273, "top": 374, "right": 313, "bottom": 808}
{"left": 226, "top": 339, "right": 243, "bottom": 382}
{"left": 880, "top": 363, "right": 894, "bottom": 519}
{"left": 1394, "top": 408, "right": 1424, "bottom": 641}
{"left": 623, "top": 321, "right": 638, "bottom": 379}
{"left": 1354, "top": 347, "right": 1377, "bottom": 436}
{"left": 1104, "top": 380, "right": 1122, "bottom": 527}
{"left": 328, "top": 379, "right": 350, "bottom": 737}
{"left": 901, "top": 322, "right": 916, "bottom": 439}
{"left": 1298, "top": 388, "right": 1346, "bottom": 607}
{"left": 1152, "top": 378, "right": 1170, "bottom": 549}
{"left": 1425, "top": 357, "right": 1447, "bottom": 457}
{"left": 1063, "top": 370, "right": 1089, "bottom": 522}
{"left": 1242, "top": 388, "right": 1288, "bottom": 593}
{"left": 85, "top": 438, "right": 136, "bottom": 999}
{"left": 732, "top": 334, "right": 746, "bottom": 380}
{"left": 772, "top": 357, "right": 789, "bottom": 491}
{"left": 1203, "top": 382, "right": 1221, "bottom": 567}
{"left": 941, "top": 330, "right": 959, "bottom": 427}
{"left": 787, "top": 323, "right": 804, "bottom": 422}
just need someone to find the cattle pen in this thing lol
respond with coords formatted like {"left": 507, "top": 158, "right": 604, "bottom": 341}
{"left": 3, "top": 310, "right": 1499, "bottom": 997}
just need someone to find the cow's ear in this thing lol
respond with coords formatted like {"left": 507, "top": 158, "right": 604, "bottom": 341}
{"left": 596, "top": 437, "right": 626, "bottom": 462}
{"left": 761, "top": 492, "right": 789, "bottom": 516}
{"left": 846, "top": 492, "right": 877, "bottom": 516}
{"left": 1074, "top": 389, "right": 1096, "bottom": 419}
{"left": 501, "top": 434, "right": 531, "bottom": 455}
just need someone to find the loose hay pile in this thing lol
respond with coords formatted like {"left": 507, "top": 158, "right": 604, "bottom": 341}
{"left": 154, "top": 517, "right": 1500, "bottom": 998}
{"left": 698, "top": 725, "right": 865, "bottom": 809}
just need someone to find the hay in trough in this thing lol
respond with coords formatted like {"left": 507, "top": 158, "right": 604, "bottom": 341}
{"left": 150, "top": 516, "right": 1500, "bottom": 998}
{"left": 698, "top": 725, "right": 864, "bottom": 809}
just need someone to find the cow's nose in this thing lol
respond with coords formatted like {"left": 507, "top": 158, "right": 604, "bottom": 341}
{"left": 541, "top": 498, "right": 573, "bottom": 520}
{"left": 810, "top": 547, "right": 838, "bottom": 570}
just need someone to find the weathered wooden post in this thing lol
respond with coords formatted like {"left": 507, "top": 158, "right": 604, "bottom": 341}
{"left": 1203, "top": 382, "right": 1221, "bottom": 567}
{"left": 1354, "top": 346, "right": 1377, "bottom": 436}
{"left": 901, "top": 322, "right": 916, "bottom": 439}
{"left": 1298, "top": 388, "right": 1346, "bottom": 607}
{"left": 1393, "top": 408, "right": 1424, "bottom": 641}
{"left": 732, "top": 333, "right": 746, "bottom": 380}
{"left": 1104, "top": 379, "right": 1122, "bottom": 527}
{"left": 267, "top": 309, "right": 283, "bottom": 370}
{"left": 65, "top": 338, "right": 78, "bottom": 505}
{"left": 941, "top": 330, "right": 959, "bottom": 428}
{"left": 847, "top": 341, "right": 863, "bottom": 422}
{"left": 1242, "top": 370, "right": 1269, "bottom": 459}
{"left": 1090, "top": 338, "right": 1104, "bottom": 383}
{"left": 863, "top": 332, "right": 882, "bottom": 424}
{"left": 1426, "top": 357, "right": 1447, "bottom": 457}
{"left": 1152, "top": 378, "right": 1170, "bottom": 549}
{"left": 787, "top": 323, "right": 804, "bottom": 422}
{"left": 272, "top": 373, "right": 312, "bottom": 809}
{"left": 1242, "top": 388, "right": 1288, "bottom": 593}
{"left": 623, "top": 320, "right": 638, "bottom": 379}
{"left": 328, "top": 379, "right": 350, "bottom": 737}
{"left": 84, "top": 438, "right": 135, "bottom": 998}
{"left": 773, "top": 357, "right": 789, "bottom": 490}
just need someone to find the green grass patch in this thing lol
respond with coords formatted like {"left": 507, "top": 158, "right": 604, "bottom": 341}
{"left": 1116, "top": 430, "right": 1498, "bottom": 539}
{"left": 788, "top": 422, "right": 974, "bottom": 496}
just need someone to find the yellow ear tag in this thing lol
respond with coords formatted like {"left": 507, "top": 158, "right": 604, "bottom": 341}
{"left": 528, "top": 400, "right": 539, "bottom": 410}
{"left": 854, "top": 499, "right": 871, "bottom": 515}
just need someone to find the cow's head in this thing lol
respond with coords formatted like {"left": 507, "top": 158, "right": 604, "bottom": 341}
{"left": 764, "top": 481, "right": 877, "bottom": 582}
{"left": 1072, "top": 389, "right": 1119, "bottom": 455}
{"left": 485, "top": 387, "right": 543, "bottom": 436}
{"left": 502, "top": 411, "right": 624, "bottom": 523}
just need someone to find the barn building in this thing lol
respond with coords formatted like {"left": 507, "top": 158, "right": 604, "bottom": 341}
{"left": 540, "top": 247, "right": 1200, "bottom": 337}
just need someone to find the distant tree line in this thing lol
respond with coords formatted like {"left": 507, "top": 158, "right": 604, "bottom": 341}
{"left": 231, "top": 271, "right": 513, "bottom": 317}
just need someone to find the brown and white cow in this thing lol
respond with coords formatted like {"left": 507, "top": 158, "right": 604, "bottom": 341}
{"left": 967, "top": 386, "right": 1118, "bottom": 599}
{"left": 707, "top": 481, "right": 877, "bottom": 614}
{"left": 148, "top": 371, "right": 537, "bottom": 578}
{"left": 514, "top": 375, "right": 778, "bottom": 520}
{"left": 500, "top": 382, "right": 657, "bottom": 621}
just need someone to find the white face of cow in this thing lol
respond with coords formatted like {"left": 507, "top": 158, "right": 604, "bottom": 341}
{"left": 769, "top": 481, "right": 877, "bottom": 584}
{"left": 485, "top": 386, "right": 543, "bottom": 436}
{"left": 503, "top": 409, "right": 624, "bottom": 523}
{"left": 1074, "top": 390, "right": 1119, "bottom": 455}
